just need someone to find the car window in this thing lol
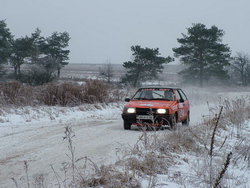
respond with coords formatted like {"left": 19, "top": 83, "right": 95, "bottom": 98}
{"left": 163, "top": 90, "right": 174, "bottom": 100}
{"left": 175, "top": 90, "right": 182, "bottom": 101}
{"left": 177, "top": 89, "right": 187, "bottom": 101}
{"left": 133, "top": 91, "right": 142, "bottom": 99}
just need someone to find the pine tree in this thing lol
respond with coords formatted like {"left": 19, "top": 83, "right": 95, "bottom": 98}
{"left": 122, "top": 45, "right": 173, "bottom": 87}
{"left": 173, "top": 23, "right": 231, "bottom": 87}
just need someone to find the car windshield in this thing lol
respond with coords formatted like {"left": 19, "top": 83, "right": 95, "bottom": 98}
{"left": 133, "top": 89, "right": 174, "bottom": 101}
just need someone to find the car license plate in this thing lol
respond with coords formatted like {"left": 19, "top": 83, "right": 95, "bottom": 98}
{"left": 136, "top": 115, "right": 153, "bottom": 120}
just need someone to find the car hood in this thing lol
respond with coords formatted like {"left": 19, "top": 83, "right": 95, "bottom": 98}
{"left": 125, "top": 100, "right": 175, "bottom": 108}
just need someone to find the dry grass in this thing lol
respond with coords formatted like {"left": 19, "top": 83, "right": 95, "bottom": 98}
{"left": 78, "top": 162, "right": 140, "bottom": 188}
{"left": 0, "top": 80, "right": 113, "bottom": 107}
{"left": 83, "top": 79, "right": 110, "bottom": 103}
{"left": 0, "top": 81, "right": 34, "bottom": 106}
{"left": 41, "top": 82, "right": 85, "bottom": 106}
{"left": 222, "top": 96, "right": 250, "bottom": 138}
{"left": 182, "top": 97, "right": 250, "bottom": 188}
{"left": 109, "top": 89, "right": 130, "bottom": 102}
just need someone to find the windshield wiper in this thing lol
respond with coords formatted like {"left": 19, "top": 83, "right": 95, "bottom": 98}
{"left": 133, "top": 98, "right": 152, "bottom": 100}
{"left": 153, "top": 98, "right": 170, "bottom": 100}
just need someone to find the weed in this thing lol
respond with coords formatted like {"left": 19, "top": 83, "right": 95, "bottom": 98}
{"left": 42, "top": 82, "right": 85, "bottom": 106}
{"left": 24, "top": 160, "right": 30, "bottom": 188}
{"left": 0, "top": 81, "right": 33, "bottom": 106}
{"left": 79, "top": 159, "right": 140, "bottom": 188}
{"left": 84, "top": 79, "right": 110, "bottom": 103}
{"left": 63, "top": 125, "right": 77, "bottom": 187}
{"left": 213, "top": 152, "right": 232, "bottom": 188}
{"left": 223, "top": 97, "right": 249, "bottom": 138}
{"left": 33, "top": 173, "right": 48, "bottom": 188}
{"left": 0, "top": 80, "right": 113, "bottom": 107}
{"left": 210, "top": 106, "right": 223, "bottom": 157}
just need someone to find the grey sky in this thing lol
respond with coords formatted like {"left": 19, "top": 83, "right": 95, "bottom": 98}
{"left": 1, "top": 0, "right": 250, "bottom": 64}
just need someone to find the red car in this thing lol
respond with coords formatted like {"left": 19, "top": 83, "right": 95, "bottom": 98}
{"left": 122, "top": 87, "right": 190, "bottom": 130}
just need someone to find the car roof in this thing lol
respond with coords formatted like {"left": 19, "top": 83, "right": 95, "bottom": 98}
{"left": 138, "top": 86, "right": 182, "bottom": 90}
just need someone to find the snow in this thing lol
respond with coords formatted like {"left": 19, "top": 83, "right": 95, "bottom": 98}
{"left": 0, "top": 103, "right": 144, "bottom": 187}
{"left": 0, "top": 87, "right": 250, "bottom": 187}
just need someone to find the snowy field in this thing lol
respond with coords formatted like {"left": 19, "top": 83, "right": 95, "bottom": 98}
{"left": 0, "top": 65, "right": 250, "bottom": 187}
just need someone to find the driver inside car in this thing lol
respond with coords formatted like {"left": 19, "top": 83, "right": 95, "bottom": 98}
{"left": 165, "top": 91, "right": 174, "bottom": 101}
{"left": 143, "top": 90, "right": 153, "bottom": 99}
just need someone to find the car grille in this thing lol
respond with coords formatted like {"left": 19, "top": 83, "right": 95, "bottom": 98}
{"left": 136, "top": 108, "right": 156, "bottom": 115}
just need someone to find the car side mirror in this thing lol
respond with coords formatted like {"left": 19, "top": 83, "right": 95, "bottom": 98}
{"left": 125, "top": 98, "right": 130, "bottom": 102}
{"left": 179, "top": 98, "right": 184, "bottom": 103}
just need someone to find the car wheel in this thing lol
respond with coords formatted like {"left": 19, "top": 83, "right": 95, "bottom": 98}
{"left": 124, "top": 121, "right": 131, "bottom": 130}
{"left": 182, "top": 113, "right": 190, "bottom": 126}
{"left": 170, "top": 115, "right": 177, "bottom": 131}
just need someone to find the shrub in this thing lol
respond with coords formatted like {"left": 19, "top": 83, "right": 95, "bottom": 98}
{"left": 42, "top": 82, "right": 85, "bottom": 106}
{"left": 78, "top": 163, "right": 140, "bottom": 188}
{"left": 83, "top": 79, "right": 110, "bottom": 103}
{"left": 17, "top": 70, "right": 57, "bottom": 86}
{"left": 17, "top": 57, "right": 58, "bottom": 86}
{"left": 0, "top": 81, "right": 33, "bottom": 106}
{"left": 0, "top": 80, "right": 113, "bottom": 107}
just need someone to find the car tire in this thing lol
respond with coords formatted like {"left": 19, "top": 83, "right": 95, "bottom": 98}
{"left": 170, "top": 115, "right": 177, "bottom": 131}
{"left": 182, "top": 113, "right": 190, "bottom": 126}
{"left": 124, "top": 121, "right": 131, "bottom": 130}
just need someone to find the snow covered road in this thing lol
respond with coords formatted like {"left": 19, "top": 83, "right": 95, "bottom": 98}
{"left": 0, "top": 104, "right": 146, "bottom": 187}
{"left": 0, "top": 89, "right": 249, "bottom": 187}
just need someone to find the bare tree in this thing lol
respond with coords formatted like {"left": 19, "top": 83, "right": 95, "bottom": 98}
{"left": 99, "top": 60, "right": 114, "bottom": 83}
{"left": 231, "top": 52, "right": 250, "bottom": 86}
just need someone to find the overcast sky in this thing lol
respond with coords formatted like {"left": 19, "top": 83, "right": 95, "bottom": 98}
{"left": 1, "top": 0, "right": 250, "bottom": 64}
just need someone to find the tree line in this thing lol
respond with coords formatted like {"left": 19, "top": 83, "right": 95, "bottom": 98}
{"left": 120, "top": 23, "right": 250, "bottom": 87}
{"left": 1, "top": 20, "right": 250, "bottom": 87}
{"left": 0, "top": 20, "right": 70, "bottom": 85}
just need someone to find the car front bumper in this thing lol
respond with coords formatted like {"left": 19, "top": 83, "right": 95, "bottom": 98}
{"left": 122, "top": 113, "right": 174, "bottom": 127}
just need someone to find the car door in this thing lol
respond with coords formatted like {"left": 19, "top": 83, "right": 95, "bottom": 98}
{"left": 178, "top": 89, "right": 190, "bottom": 120}
{"left": 176, "top": 89, "right": 190, "bottom": 121}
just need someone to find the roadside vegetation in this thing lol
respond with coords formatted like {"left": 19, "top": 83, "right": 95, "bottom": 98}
{"left": 0, "top": 80, "right": 125, "bottom": 107}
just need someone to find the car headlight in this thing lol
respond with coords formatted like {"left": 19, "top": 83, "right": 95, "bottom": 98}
{"left": 126, "top": 107, "right": 136, "bottom": 113}
{"left": 156, "top": 108, "right": 167, "bottom": 114}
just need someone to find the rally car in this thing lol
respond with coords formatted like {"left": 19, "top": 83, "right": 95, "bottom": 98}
{"left": 122, "top": 87, "right": 190, "bottom": 130}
